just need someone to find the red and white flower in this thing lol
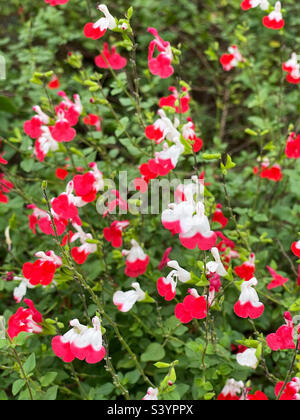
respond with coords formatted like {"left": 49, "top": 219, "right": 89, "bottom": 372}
{"left": 103, "top": 220, "right": 129, "bottom": 248}
{"left": 84, "top": 5, "right": 116, "bottom": 40}
{"left": 182, "top": 118, "right": 203, "bottom": 153}
{"left": 147, "top": 141, "right": 184, "bottom": 177}
{"left": 236, "top": 347, "right": 258, "bottom": 369}
{"left": 142, "top": 387, "right": 159, "bottom": 400}
{"left": 266, "top": 312, "right": 296, "bottom": 351}
{"left": 22, "top": 251, "right": 62, "bottom": 287}
{"left": 262, "top": 1, "right": 285, "bottom": 30}
{"left": 148, "top": 28, "right": 174, "bottom": 79}
{"left": 45, "top": 0, "right": 69, "bottom": 5}
{"left": 217, "top": 379, "right": 245, "bottom": 401}
{"left": 220, "top": 45, "right": 244, "bottom": 72}
{"left": 206, "top": 247, "right": 227, "bottom": 277}
{"left": 291, "top": 240, "right": 300, "bottom": 258}
{"left": 24, "top": 106, "right": 50, "bottom": 139}
{"left": 73, "top": 162, "right": 104, "bottom": 204}
{"left": 157, "top": 260, "right": 191, "bottom": 301}
{"left": 52, "top": 316, "right": 106, "bottom": 364}
{"left": 282, "top": 53, "right": 300, "bottom": 84}
{"left": 13, "top": 277, "right": 35, "bottom": 303}
{"left": 234, "top": 277, "right": 264, "bottom": 319}
{"left": 51, "top": 181, "right": 84, "bottom": 225}
{"left": 69, "top": 224, "right": 98, "bottom": 265}
{"left": 175, "top": 288, "right": 207, "bottom": 323}
{"left": 145, "top": 110, "right": 180, "bottom": 145}
{"left": 56, "top": 91, "right": 82, "bottom": 126}
{"left": 275, "top": 378, "right": 300, "bottom": 400}
{"left": 27, "top": 204, "right": 68, "bottom": 236}
{"left": 34, "top": 126, "right": 59, "bottom": 162}
{"left": 234, "top": 253, "right": 256, "bottom": 281}
{"left": 254, "top": 158, "right": 283, "bottom": 181}
{"left": 113, "top": 282, "right": 146, "bottom": 312}
{"left": 241, "top": 0, "right": 269, "bottom": 10}
{"left": 122, "top": 240, "right": 149, "bottom": 278}
{"left": 7, "top": 299, "right": 43, "bottom": 340}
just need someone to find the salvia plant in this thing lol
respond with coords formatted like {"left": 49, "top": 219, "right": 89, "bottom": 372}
{"left": 0, "top": 0, "right": 299, "bottom": 401}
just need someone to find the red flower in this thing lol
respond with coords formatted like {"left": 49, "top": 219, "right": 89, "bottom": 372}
{"left": 95, "top": 43, "right": 127, "bottom": 70}
{"left": 285, "top": 132, "right": 300, "bottom": 159}
{"left": 103, "top": 220, "right": 129, "bottom": 248}
{"left": 48, "top": 75, "right": 60, "bottom": 89}
{"left": 266, "top": 266, "right": 289, "bottom": 290}
{"left": 212, "top": 204, "right": 228, "bottom": 229}
{"left": 23, "top": 251, "right": 62, "bottom": 286}
{"left": 175, "top": 289, "right": 207, "bottom": 323}
{"left": 148, "top": 28, "right": 174, "bottom": 79}
{"left": 159, "top": 86, "right": 190, "bottom": 114}
{"left": 266, "top": 312, "right": 296, "bottom": 351}
{"left": 262, "top": 2, "right": 285, "bottom": 30}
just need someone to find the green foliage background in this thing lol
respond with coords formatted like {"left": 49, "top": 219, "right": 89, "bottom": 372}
{"left": 0, "top": 0, "right": 299, "bottom": 400}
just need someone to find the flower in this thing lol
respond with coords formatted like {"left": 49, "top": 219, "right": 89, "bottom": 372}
{"left": 147, "top": 142, "right": 184, "bottom": 177}
{"left": 282, "top": 54, "right": 300, "bottom": 84}
{"left": 148, "top": 28, "right": 174, "bottom": 79}
{"left": 291, "top": 240, "right": 300, "bottom": 258}
{"left": 73, "top": 162, "right": 104, "bottom": 204}
{"left": 275, "top": 378, "right": 300, "bottom": 400}
{"left": 95, "top": 43, "right": 127, "bottom": 70}
{"left": 113, "top": 282, "right": 146, "bottom": 312}
{"left": 52, "top": 316, "right": 106, "bottom": 364}
{"left": 55, "top": 167, "right": 69, "bottom": 180}
{"left": 262, "top": 1, "right": 285, "bottom": 30}
{"left": 175, "top": 288, "right": 207, "bottom": 323}
{"left": 266, "top": 266, "right": 289, "bottom": 289}
{"left": 83, "top": 5, "right": 116, "bottom": 40}
{"left": 69, "top": 224, "right": 98, "bottom": 265}
{"left": 83, "top": 114, "right": 101, "bottom": 131}
{"left": 234, "top": 277, "right": 264, "bottom": 319}
{"left": 157, "top": 247, "right": 172, "bottom": 270}
{"left": 182, "top": 118, "right": 203, "bottom": 153}
{"left": 27, "top": 204, "right": 68, "bottom": 236}
{"left": 48, "top": 74, "right": 60, "bottom": 89}
{"left": 142, "top": 387, "right": 159, "bottom": 400}
{"left": 50, "top": 110, "right": 76, "bottom": 143}
{"left": 159, "top": 86, "right": 190, "bottom": 113}
{"left": 285, "top": 132, "right": 300, "bottom": 158}
{"left": 206, "top": 247, "right": 227, "bottom": 277}
{"left": 234, "top": 253, "right": 256, "bottom": 281}
{"left": 56, "top": 91, "right": 82, "bottom": 126}
{"left": 241, "top": 0, "right": 269, "bottom": 10}
{"left": 217, "top": 379, "right": 245, "bottom": 400}
{"left": 13, "top": 277, "right": 35, "bottom": 303}
{"left": 45, "top": 0, "right": 69, "bottom": 5}
{"left": 103, "top": 220, "right": 129, "bottom": 248}
{"left": 34, "top": 126, "right": 59, "bottom": 162}
{"left": 24, "top": 106, "right": 49, "bottom": 139}
{"left": 22, "top": 251, "right": 62, "bottom": 286}
{"left": 212, "top": 204, "right": 228, "bottom": 229}
{"left": 266, "top": 312, "right": 296, "bottom": 351}
{"left": 145, "top": 109, "right": 180, "bottom": 145}
{"left": 51, "top": 181, "right": 83, "bottom": 225}
{"left": 157, "top": 260, "right": 191, "bottom": 301}
{"left": 236, "top": 348, "right": 258, "bottom": 369}
{"left": 220, "top": 46, "right": 244, "bottom": 71}
{"left": 7, "top": 299, "right": 43, "bottom": 339}
{"left": 247, "top": 390, "right": 268, "bottom": 400}
{"left": 122, "top": 240, "right": 149, "bottom": 277}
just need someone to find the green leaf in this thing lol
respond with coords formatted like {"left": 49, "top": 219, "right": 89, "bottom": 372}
{"left": 43, "top": 385, "right": 58, "bottom": 400}
{"left": 141, "top": 343, "right": 166, "bottom": 362}
{"left": 23, "top": 353, "right": 36, "bottom": 375}
{"left": 40, "top": 372, "right": 57, "bottom": 387}
{"left": 12, "top": 379, "right": 26, "bottom": 396}
{"left": 0, "top": 96, "right": 17, "bottom": 114}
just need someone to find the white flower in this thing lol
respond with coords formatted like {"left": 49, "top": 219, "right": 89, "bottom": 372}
{"left": 236, "top": 348, "right": 258, "bottom": 369}
{"left": 113, "top": 282, "right": 146, "bottom": 312}
{"left": 206, "top": 247, "right": 227, "bottom": 277}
